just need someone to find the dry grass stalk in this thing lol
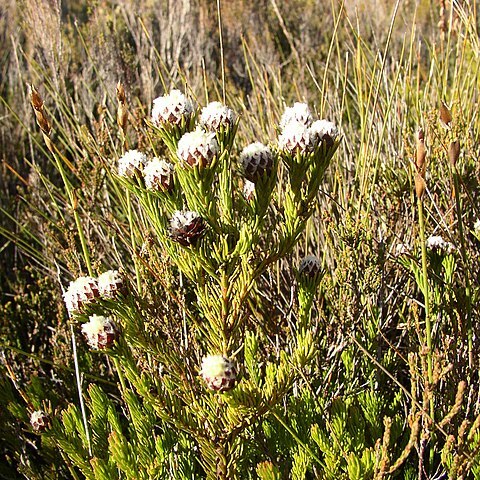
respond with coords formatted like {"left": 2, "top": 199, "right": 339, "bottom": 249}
{"left": 116, "top": 81, "right": 129, "bottom": 150}
{"left": 439, "top": 381, "right": 466, "bottom": 428}
{"left": 387, "top": 414, "right": 421, "bottom": 475}
{"left": 375, "top": 416, "right": 392, "bottom": 478}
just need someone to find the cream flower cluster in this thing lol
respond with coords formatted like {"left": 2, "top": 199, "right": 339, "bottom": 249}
{"left": 63, "top": 276, "right": 99, "bottom": 315}
{"left": 30, "top": 410, "right": 50, "bottom": 432}
{"left": 143, "top": 157, "right": 175, "bottom": 191}
{"left": 474, "top": 219, "right": 480, "bottom": 234}
{"left": 298, "top": 255, "right": 321, "bottom": 278}
{"left": 200, "top": 101, "right": 236, "bottom": 131}
{"left": 177, "top": 127, "right": 219, "bottom": 168}
{"left": 278, "top": 102, "right": 338, "bottom": 154}
{"left": 240, "top": 142, "right": 274, "bottom": 183}
{"left": 63, "top": 270, "right": 124, "bottom": 315}
{"left": 97, "top": 270, "right": 125, "bottom": 298}
{"left": 200, "top": 355, "right": 237, "bottom": 392}
{"left": 170, "top": 210, "right": 205, "bottom": 246}
{"left": 279, "top": 102, "right": 313, "bottom": 130}
{"left": 149, "top": 93, "right": 237, "bottom": 170}
{"left": 426, "top": 235, "right": 455, "bottom": 254}
{"left": 279, "top": 121, "right": 315, "bottom": 154}
{"left": 81, "top": 314, "right": 118, "bottom": 350}
{"left": 151, "top": 89, "right": 194, "bottom": 126}
{"left": 118, "top": 150, "right": 147, "bottom": 178}
{"left": 243, "top": 180, "right": 256, "bottom": 201}
{"left": 118, "top": 150, "right": 174, "bottom": 191}
{"left": 310, "top": 119, "right": 338, "bottom": 143}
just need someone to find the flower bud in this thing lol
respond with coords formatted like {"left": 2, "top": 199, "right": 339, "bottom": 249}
{"left": 81, "top": 314, "right": 119, "bottom": 350}
{"left": 170, "top": 210, "right": 206, "bottom": 246}
{"left": 177, "top": 128, "right": 219, "bottom": 168}
{"left": 63, "top": 276, "right": 100, "bottom": 315}
{"left": 151, "top": 89, "right": 194, "bottom": 126}
{"left": 143, "top": 157, "right": 174, "bottom": 191}
{"left": 118, "top": 149, "right": 147, "bottom": 178}
{"left": 240, "top": 142, "right": 274, "bottom": 182}
{"left": 30, "top": 410, "right": 50, "bottom": 432}
{"left": 98, "top": 270, "right": 125, "bottom": 299}
{"left": 200, "top": 101, "right": 236, "bottom": 131}
{"left": 200, "top": 355, "right": 237, "bottom": 392}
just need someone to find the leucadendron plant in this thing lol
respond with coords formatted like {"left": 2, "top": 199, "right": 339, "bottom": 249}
{"left": 32, "top": 87, "right": 340, "bottom": 479}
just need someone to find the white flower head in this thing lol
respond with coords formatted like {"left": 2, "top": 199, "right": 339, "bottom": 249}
{"left": 310, "top": 119, "right": 339, "bottom": 142}
{"left": 278, "top": 121, "right": 314, "bottom": 154}
{"left": 200, "top": 101, "right": 236, "bottom": 131}
{"left": 143, "top": 157, "right": 174, "bottom": 191}
{"left": 151, "top": 89, "right": 194, "bottom": 126}
{"left": 81, "top": 314, "right": 118, "bottom": 350}
{"left": 394, "top": 243, "right": 409, "bottom": 256}
{"left": 426, "top": 235, "right": 455, "bottom": 254}
{"left": 170, "top": 210, "right": 205, "bottom": 246}
{"left": 240, "top": 142, "right": 274, "bottom": 182}
{"left": 118, "top": 149, "right": 147, "bottom": 178}
{"left": 243, "top": 180, "right": 255, "bottom": 201}
{"left": 63, "top": 276, "right": 99, "bottom": 314}
{"left": 200, "top": 355, "right": 237, "bottom": 392}
{"left": 177, "top": 127, "right": 219, "bottom": 167}
{"left": 474, "top": 219, "right": 480, "bottom": 234}
{"left": 30, "top": 410, "right": 50, "bottom": 432}
{"left": 98, "top": 270, "right": 125, "bottom": 299}
{"left": 170, "top": 210, "right": 200, "bottom": 229}
{"left": 280, "top": 102, "right": 312, "bottom": 131}
{"left": 241, "top": 142, "right": 271, "bottom": 158}
{"left": 298, "top": 255, "right": 321, "bottom": 278}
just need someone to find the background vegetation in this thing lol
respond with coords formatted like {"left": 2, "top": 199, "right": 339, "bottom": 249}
{"left": 1, "top": 0, "right": 480, "bottom": 478}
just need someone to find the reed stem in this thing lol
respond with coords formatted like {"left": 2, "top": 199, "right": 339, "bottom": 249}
{"left": 417, "top": 196, "right": 435, "bottom": 465}
{"left": 452, "top": 168, "right": 473, "bottom": 368}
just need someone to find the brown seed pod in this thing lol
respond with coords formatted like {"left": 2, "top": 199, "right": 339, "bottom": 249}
{"left": 116, "top": 81, "right": 128, "bottom": 133}
{"left": 415, "top": 173, "right": 426, "bottom": 199}
{"left": 439, "top": 102, "right": 452, "bottom": 129}
{"left": 28, "top": 85, "right": 51, "bottom": 136}
{"left": 416, "top": 129, "right": 427, "bottom": 176}
{"left": 448, "top": 140, "right": 460, "bottom": 167}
